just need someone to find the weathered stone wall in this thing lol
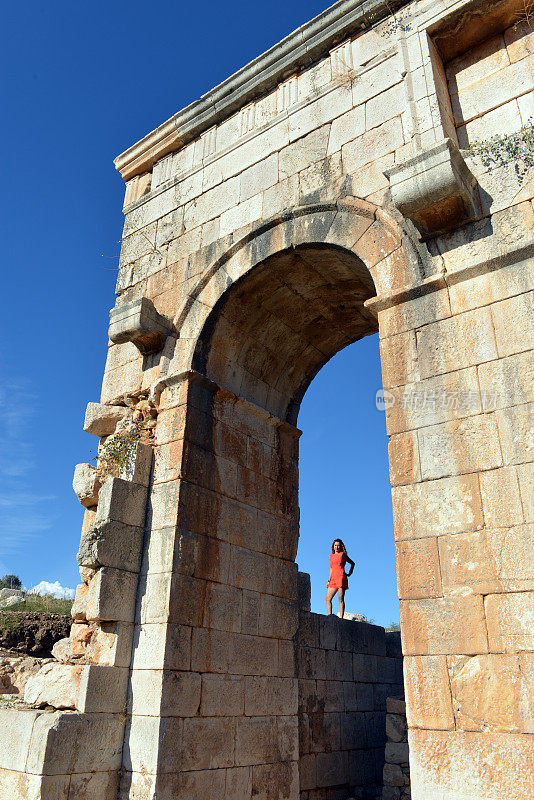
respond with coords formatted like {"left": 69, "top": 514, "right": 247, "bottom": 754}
{"left": 1, "top": 0, "right": 533, "bottom": 797}
{"left": 381, "top": 697, "right": 410, "bottom": 800}
{"left": 296, "top": 578, "right": 404, "bottom": 800}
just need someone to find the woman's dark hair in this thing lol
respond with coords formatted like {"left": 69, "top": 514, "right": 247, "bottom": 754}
{"left": 331, "top": 539, "right": 347, "bottom": 554}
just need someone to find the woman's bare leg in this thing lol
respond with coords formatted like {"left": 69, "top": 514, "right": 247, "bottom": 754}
{"left": 326, "top": 587, "right": 337, "bottom": 615}
{"left": 338, "top": 588, "right": 346, "bottom": 618}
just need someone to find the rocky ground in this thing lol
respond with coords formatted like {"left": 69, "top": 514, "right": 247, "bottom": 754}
{"left": 0, "top": 611, "right": 71, "bottom": 657}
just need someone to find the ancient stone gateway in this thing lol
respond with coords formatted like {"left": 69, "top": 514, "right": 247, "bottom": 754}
{"left": 1, "top": 0, "right": 533, "bottom": 797}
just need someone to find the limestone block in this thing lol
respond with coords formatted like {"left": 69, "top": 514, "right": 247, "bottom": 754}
{"left": 395, "top": 537, "right": 442, "bottom": 600}
{"left": 154, "top": 669, "right": 202, "bottom": 717}
{"left": 191, "top": 627, "right": 230, "bottom": 674}
{"left": 418, "top": 415, "right": 503, "bottom": 480}
{"left": 299, "top": 753, "right": 317, "bottom": 791}
{"left": 298, "top": 571, "right": 312, "bottom": 612}
{"left": 181, "top": 717, "right": 235, "bottom": 770}
{"left": 279, "top": 126, "right": 330, "bottom": 180}
{"left": 86, "top": 621, "right": 134, "bottom": 667}
{"left": 219, "top": 193, "right": 263, "bottom": 238}
{"left": 388, "top": 431, "right": 420, "bottom": 486}
{"left": 353, "top": 654, "right": 378, "bottom": 683}
{"left": 229, "top": 632, "right": 279, "bottom": 676}
{"left": 24, "top": 663, "right": 81, "bottom": 709}
{"left": 518, "top": 462, "right": 534, "bottom": 523}
{"left": 85, "top": 567, "right": 139, "bottom": 623}
{"left": 385, "top": 139, "right": 477, "bottom": 235}
{"left": 0, "top": 595, "right": 23, "bottom": 609}
{"left": 0, "top": 708, "right": 43, "bottom": 771}
{"left": 342, "top": 117, "right": 402, "bottom": 173}
{"left": 95, "top": 477, "right": 148, "bottom": 528}
{"left": 409, "top": 728, "right": 534, "bottom": 800}
{"left": 244, "top": 676, "right": 298, "bottom": 716}
{"left": 416, "top": 307, "right": 498, "bottom": 380}
{"left": 200, "top": 673, "right": 244, "bottom": 717}
{"left": 67, "top": 771, "right": 120, "bottom": 800}
{"left": 83, "top": 402, "right": 131, "bottom": 437}
{"left": 385, "top": 741, "right": 409, "bottom": 764}
{"left": 485, "top": 592, "right": 534, "bottom": 652}
{"left": 71, "top": 582, "right": 89, "bottom": 621}
{"left": 386, "top": 713, "right": 406, "bottom": 742}
{"left": 120, "top": 441, "right": 153, "bottom": 487}
{"left": 109, "top": 296, "right": 172, "bottom": 354}
{"left": 239, "top": 153, "right": 278, "bottom": 201}
{"left": 448, "top": 256, "right": 534, "bottom": 315}
{"left": 0, "top": 770, "right": 70, "bottom": 800}
{"left": 72, "top": 463, "right": 102, "bottom": 508}
{"left": 0, "top": 588, "right": 23, "bottom": 599}
{"left": 404, "top": 656, "right": 454, "bottom": 730}
{"left": 235, "top": 715, "right": 298, "bottom": 766}
{"left": 26, "top": 711, "right": 124, "bottom": 775}
{"left": 378, "top": 288, "right": 451, "bottom": 340}
{"left": 326, "top": 106, "right": 365, "bottom": 157}
{"left": 478, "top": 350, "right": 534, "bottom": 411}
{"left": 77, "top": 664, "right": 129, "bottom": 713}
{"left": 251, "top": 761, "right": 299, "bottom": 800}
{"left": 490, "top": 291, "right": 534, "bottom": 358}
{"left": 316, "top": 750, "right": 347, "bottom": 788}
{"left": 439, "top": 525, "right": 534, "bottom": 595}
{"left": 479, "top": 467, "right": 524, "bottom": 527}
{"left": 448, "top": 653, "right": 534, "bottom": 733}
{"left": 379, "top": 330, "right": 419, "bottom": 390}
{"left": 392, "top": 473, "right": 483, "bottom": 541}
{"left": 383, "top": 762, "right": 406, "bottom": 785}
{"left": 122, "top": 714, "right": 164, "bottom": 774}
{"left": 387, "top": 697, "right": 406, "bottom": 714}
{"left": 77, "top": 519, "right": 144, "bottom": 573}
{"left": 399, "top": 596, "right": 488, "bottom": 655}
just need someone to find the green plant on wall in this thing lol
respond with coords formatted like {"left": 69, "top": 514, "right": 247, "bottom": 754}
{"left": 97, "top": 425, "right": 143, "bottom": 479}
{"left": 468, "top": 118, "right": 534, "bottom": 182}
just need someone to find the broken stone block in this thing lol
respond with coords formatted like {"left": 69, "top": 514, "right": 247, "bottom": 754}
{"left": 0, "top": 595, "right": 24, "bottom": 609}
{"left": 71, "top": 583, "right": 89, "bottom": 621}
{"left": 386, "top": 712, "right": 407, "bottom": 742}
{"left": 120, "top": 441, "right": 153, "bottom": 486}
{"left": 85, "top": 568, "right": 138, "bottom": 623}
{"left": 24, "top": 663, "right": 81, "bottom": 709}
{"left": 95, "top": 477, "right": 148, "bottom": 528}
{"left": 84, "top": 402, "right": 131, "bottom": 437}
{"left": 72, "top": 463, "right": 102, "bottom": 508}
{"left": 108, "top": 296, "right": 172, "bottom": 354}
{"left": 0, "top": 588, "right": 23, "bottom": 599}
{"left": 77, "top": 520, "right": 144, "bottom": 573}
{"left": 385, "top": 138, "right": 478, "bottom": 235}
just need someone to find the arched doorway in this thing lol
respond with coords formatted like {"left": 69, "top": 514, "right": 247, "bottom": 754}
{"left": 122, "top": 200, "right": 419, "bottom": 799}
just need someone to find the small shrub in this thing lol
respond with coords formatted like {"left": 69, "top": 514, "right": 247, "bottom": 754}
{"left": 468, "top": 119, "right": 534, "bottom": 182}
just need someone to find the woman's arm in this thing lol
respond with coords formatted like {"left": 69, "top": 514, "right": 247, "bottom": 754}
{"left": 346, "top": 555, "right": 355, "bottom": 576}
{"left": 327, "top": 568, "right": 332, "bottom": 587}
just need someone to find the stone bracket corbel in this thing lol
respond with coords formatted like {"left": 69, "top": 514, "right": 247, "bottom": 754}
{"left": 385, "top": 138, "right": 479, "bottom": 237}
{"left": 109, "top": 296, "right": 173, "bottom": 354}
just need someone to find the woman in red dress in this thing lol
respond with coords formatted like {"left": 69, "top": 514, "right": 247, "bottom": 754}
{"left": 326, "top": 539, "right": 355, "bottom": 619}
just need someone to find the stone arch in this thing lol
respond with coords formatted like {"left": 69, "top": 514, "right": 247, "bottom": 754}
{"left": 166, "top": 198, "right": 425, "bottom": 389}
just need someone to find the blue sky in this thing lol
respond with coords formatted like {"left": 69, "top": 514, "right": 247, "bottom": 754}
{"left": 1, "top": 1, "right": 398, "bottom": 624}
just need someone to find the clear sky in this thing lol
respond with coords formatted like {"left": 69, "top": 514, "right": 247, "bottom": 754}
{"left": 1, "top": 0, "right": 398, "bottom": 624}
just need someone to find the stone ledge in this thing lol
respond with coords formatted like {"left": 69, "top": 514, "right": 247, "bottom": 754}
{"left": 109, "top": 297, "right": 173, "bottom": 355}
{"left": 385, "top": 139, "right": 478, "bottom": 236}
{"left": 113, "top": 0, "right": 408, "bottom": 180}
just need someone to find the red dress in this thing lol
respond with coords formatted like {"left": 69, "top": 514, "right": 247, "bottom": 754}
{"left": 328, "top": 552, "right": 348, "bottom": 589}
